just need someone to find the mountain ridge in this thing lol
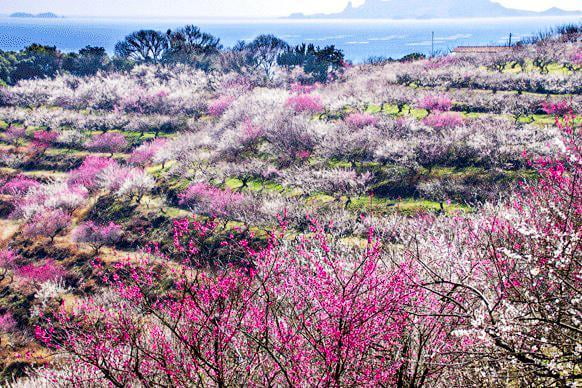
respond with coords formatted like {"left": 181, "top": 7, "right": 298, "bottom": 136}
{"left": 288, "top": 0, "right": 581, "bottom": 19}
{"left": 9, "top": 12, "right": 60, "bottom": 19}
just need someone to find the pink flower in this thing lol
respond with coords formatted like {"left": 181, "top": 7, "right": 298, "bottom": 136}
{"left": 541, "top": 100, "right": 572, "bottom": 116}
{"left": 0, "top": 249, "right": 19, "bottom": 269}
{"left": 32, "top": 130, "right": 58, "bottom": 151}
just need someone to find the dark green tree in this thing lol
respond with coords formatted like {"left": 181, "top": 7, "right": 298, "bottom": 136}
{"left": 12, "top": 44, "right": 61, "bottom": 82}
{"left": 63, "top": 46, "right": 110, "bottom": 76}
{"left": 115, "top": 30, "right": 168, "bottom": 64}
{"left": 165, "top": 25, "right": 222, "bottom": 69}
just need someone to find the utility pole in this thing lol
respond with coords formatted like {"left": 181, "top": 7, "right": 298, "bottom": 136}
{"left": 431, "top": 31, "right": 434, "bottom": 57}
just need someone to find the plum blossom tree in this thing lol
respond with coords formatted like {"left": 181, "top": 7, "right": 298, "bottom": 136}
{"left": 179, "top": 183, "right": 256, "bottom": 222}
{"left": 285, "top": 94, "right": 324, "bottom": 114}
{"left": 12, "top": 182, "right": 88, "bottom": 220}
{"left": 31, "top": 130, "right": 59, "bottom": 154}
{"left": 0, "top": 175, "right": 40, "bottom": 196}
{"left": 67, "top": 156, "right": 118, "bottom": 191}
{"left": 207, "top": 95, "right": 236, "bottom": 117}
{"left": 36, "top": 219, "right": 421, "bottom": 387}
{"left": 86, "top": 132, "right": 128, "bottom": 156}
{"left": 16, "top": 259, "right": 67, "bottom": 285}
{"left": 72, "top": 221, "right": 123, "bottom": 255}
{"left": 99, "top": 165, "right": 155, "bottom": 203}
{"left": 344, "top": 112, "right": 378, "bottom": 128}
{"left": 128, "top": 138, "right": 168, "bottom": 166}
{"left": 282, "top": 167, "right": 373, "bottom": 208}
{"left": 401, "top": 112, "right": 581, "bottom": 385}
{"left": 215, "top": 119, "right": 265, "bottom": 161}
{"left": 22, "top": 208, "right": 72, "bottom": 242}
{"left": 422, "top": 112, "right": 465, "bottom": 130}
{"left": 263, "top": 114, "right": 323, "bottom": 167}
{"left": 416, "top": 94, "right": 453, "bottom": 113}
{"left": 317, "top": 123, "right": 378, "bottom": 167}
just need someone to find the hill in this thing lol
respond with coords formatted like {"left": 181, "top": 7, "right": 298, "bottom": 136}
{"left": 288, "top": 0, "right": 581, "bottom": 19}
{"left": 9, "top": 12, "right": 59, "bottom": 18}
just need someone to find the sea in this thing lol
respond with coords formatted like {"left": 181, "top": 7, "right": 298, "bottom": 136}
{"left": 0, "top": 15, "right": 580, "bottom": 62}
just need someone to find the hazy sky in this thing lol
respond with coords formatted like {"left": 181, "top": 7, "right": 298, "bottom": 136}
{"left": 1, "top": 0, "right": 580, "bottom": 17}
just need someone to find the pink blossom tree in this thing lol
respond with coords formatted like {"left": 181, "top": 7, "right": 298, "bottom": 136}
{"left": 67, "top": 156, "right": 118, "bottom": 191}
{"left": 72, "top": 221, "right": 123, "bottom": 255}
{"left": 0, "top": 175, "right": 40, "bottom": 196}
{"left": 285, "top": 94, "right": 325, "bottom": 114}
{"left": 99, "top": 165, "right": 154, "bottom": 203}
{"left": 403, "top": 112, "right": 581, "bottom": 384}
{"left": 208, "top": 95, "right": 236, "bottom": 117}
{"left": 36, "top": 219, "right": 420, "bottom": 386}
{"left": 422, "top": 112, "right": 465, "bottom": 129}
{"left": 416, "top": 94, "right": 453, "bottom": 113}
{"left": 128, "top": 138, "right": 168, "bottom": 166}
{"left": 344, "top": 112, "right": 379, "bottom": 128}
{"left": 86, "top": 132, "right": 128, "bottom": 156}
{"left": 179, "top": 183, "right": 254, "bottom": 222}
{"left": 16, "top": 259, "right": 67, "bottom": 284}
{"left": 31, "top": 130, "right": 59, "bottom": 154}
{"left": 22, "top": 208, "right": 72, "bottom": 242}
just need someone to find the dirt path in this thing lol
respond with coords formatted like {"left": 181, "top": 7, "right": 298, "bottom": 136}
{"left": 0, "top": 219, "right": 20, "bottom": 246}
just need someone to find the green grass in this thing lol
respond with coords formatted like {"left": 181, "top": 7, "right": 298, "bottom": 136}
{"left": 224, "top": 177, "right": 284, "bottom": 193}
{"left": 365, "top": 104, "right": 428, "bottom": 119}
{"left": 348, "top": 195, "right": 470, "bottom": 215}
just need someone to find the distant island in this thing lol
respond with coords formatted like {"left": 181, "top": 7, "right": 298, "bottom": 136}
{"left": 288, "top": 0, "right": 581, "bottom": 19}
{"left": 10, "top": 12, "right": 60, "bottom": 19}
